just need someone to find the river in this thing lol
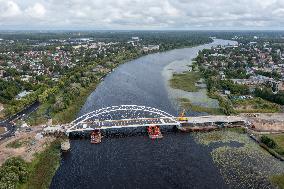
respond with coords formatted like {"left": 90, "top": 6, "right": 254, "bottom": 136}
{"left": 50, "top": 39, "right": 237, "bottom": 189}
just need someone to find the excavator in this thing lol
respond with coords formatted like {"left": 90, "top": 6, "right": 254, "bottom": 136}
{"left": 178, "top": 109, "right": 188, "bottom": 122}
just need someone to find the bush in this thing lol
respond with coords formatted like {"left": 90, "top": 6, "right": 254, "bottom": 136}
{"left": 0, "top": 157, "right": 29, "bottom": 189}
{"left": 261, "top": 136, "right": 277, "bottom": 149}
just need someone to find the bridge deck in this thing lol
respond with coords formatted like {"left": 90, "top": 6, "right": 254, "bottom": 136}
{"left": 186, "top": 115, "right": 245, "bottom": 124}
{"left": 65, "top": 116, "right": 246, "bottom": 133}
{"left": 43, "top": 115, "right": 246, "bottom": 134}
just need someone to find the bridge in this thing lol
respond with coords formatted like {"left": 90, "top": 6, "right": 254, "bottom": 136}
{"left": 43, "top": 105, "right": 246, "bottom": 135}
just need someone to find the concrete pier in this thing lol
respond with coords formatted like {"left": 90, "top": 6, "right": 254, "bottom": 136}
{"left": 61, "top": 140, "right": 71, "bottom": 151}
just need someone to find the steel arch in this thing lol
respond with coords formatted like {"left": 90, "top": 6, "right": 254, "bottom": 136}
{"left": 67, "top": 105, "right": 176, "bottom": 131}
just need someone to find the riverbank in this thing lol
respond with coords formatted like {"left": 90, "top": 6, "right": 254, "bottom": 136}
{"left": 0, "top": 138, "right": 61, "bottom": 189}
{"left": 170, "top": 71, "right": 201, "bottom": 92}
{"left": 19, "top": 139, "right": 61, "bottom": 189}
{"left": 0, "top": 125, "right": 54, "bottom": 166}
{"left": 0, "top": 124, "right": 60, "bottom": 189}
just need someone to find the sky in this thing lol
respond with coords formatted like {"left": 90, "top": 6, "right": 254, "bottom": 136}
{"left": 0, "top": 0, "right": 284, "bottom": 30}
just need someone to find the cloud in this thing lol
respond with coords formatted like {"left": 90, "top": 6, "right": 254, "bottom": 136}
{"left": 25, "top": 3, "right": 46, "bottom": 18}
{"left": 0, "top": 1, "right": 22, "bottom": 19}
{"left": 0, "top": 0, "right": 283, "bottom": 29}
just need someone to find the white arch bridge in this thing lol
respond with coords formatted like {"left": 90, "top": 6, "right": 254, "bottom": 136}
{"left": 44, "top": 105, "right": 246, "bottom": 134}
{"left": 66, "top": 105, "right": 180, "bottom": 133}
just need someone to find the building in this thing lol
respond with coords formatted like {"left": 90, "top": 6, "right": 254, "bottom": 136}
{"left": 219, "top": 71, "right": 225, "bottom": 80}
{"left": 0, "top": 69, "right": 5, "bottom": 78}
{"left": 143, "top": 45, "right": 160, "bottom": 52}
{"left": 16, "top": 90, "right": 33, "bottom": 100}
{"left": 224, "top": 90, "right": 231, "bottom": 95}
{"left": 0, "top": 103, "right": 4, "bottom": 112}
{"left": 131, "top": 37, "right": 139, "bottom": 41}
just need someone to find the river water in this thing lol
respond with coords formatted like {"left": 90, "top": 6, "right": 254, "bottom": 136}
{"left": 50, "top": 39, "right": 237, "bottom": 189}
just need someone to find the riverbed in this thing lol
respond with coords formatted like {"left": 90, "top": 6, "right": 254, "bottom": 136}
{"left": 50, "top": 39, "right": 239, "bottom": 189}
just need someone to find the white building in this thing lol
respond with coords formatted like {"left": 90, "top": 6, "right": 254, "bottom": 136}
{"left": 0, "top": 69, "right": 5, "bottom": 78}
{"left": 16, "top": 90, "right": 32, "bottom": 100}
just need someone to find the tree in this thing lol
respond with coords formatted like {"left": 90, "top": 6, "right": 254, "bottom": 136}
{"left": 0, "top": 157, "right": 29, "bottom": 189}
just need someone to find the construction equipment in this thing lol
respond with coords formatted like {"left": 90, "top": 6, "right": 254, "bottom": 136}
{"left": 178, "top": 109, "right": 188, "bottom": 122}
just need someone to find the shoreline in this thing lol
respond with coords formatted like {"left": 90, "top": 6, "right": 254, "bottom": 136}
{"left": 163, "top": 40, "right": 229, "bottom": 114}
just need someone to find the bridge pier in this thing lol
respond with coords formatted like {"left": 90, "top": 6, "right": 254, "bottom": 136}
{"left": 61, "top": 139, "right": 71, "bottom": 151}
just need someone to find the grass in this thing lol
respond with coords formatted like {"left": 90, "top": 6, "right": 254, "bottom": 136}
{"left": 170, "top": 71, "right": 201, "bottom": 92}
{"left": 271, "top": 174, "right": 284, "bottom": 189}
{"left": 232, "top": 97, "right": 281, "bottom": 113}
{"left": 267, "top": 134, "right": 284, "bottom": 156}
{"left": 224, "top": 127, "right": 246, "bottom": 134}
{"left": 26, "top": 103, "right": 50, "bottom": 126}
{"left": 178, "top": 98, "right": 223, "bottom": 115}
{"left": 19, "top": 139, "right": 61, "bottom": 189}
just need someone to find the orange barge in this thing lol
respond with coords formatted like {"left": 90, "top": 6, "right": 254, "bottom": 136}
{"left": 90, "top": 129, "right": 102, "bottom": 144}
{"left": 147, "top": 126, "right": 163, "bottom": 139}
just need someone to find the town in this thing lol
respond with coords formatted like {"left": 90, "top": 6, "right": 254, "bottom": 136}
{"left": 0, "top": 32, "right": 210, "bottom": 124}
{"left": 194, "top": 35, "right": 284, "bottom": 114}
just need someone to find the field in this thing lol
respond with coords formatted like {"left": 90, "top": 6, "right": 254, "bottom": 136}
{"left": 178, "top": 98, "right": 223, "bottom": 115}
{"left": 267, "top": 134, "right": 284, "bottom": 156}
{"left": 170, "top": 71, "right": 201, "bottom": 92}
{"left": 232, "top": 97, "right": 281, "bottom": 113}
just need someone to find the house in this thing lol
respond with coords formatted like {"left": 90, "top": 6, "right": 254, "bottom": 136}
{"left": 20, "top": 75, "right": 32, "bottom": 82}
{"left": 219, "top": 71, "right": 225, "bottom": 80}
{"left": 279, "top": 81, "right": 284, "bottom": 91}
{"left": 143, "top": 45, "right": 160, "bottom": 52}
{"left": 92, "top": 65, "right": 110, "bottom": 73}
{"left": 0, "top": 103, "right": 4, "bottom": 112}
{"left": 0, "top": 69, "right": 5, "bottom": 78}
{"left": 131, "top": 37, "right": 139, "bottom": 41}
{"left": 16, "top": 90, "right": 32, "bottom": 100}
{"left": 224, "top": 90, "right": 231, "bottom": 95}
{"left": 105, "top": 61, "right": 114, "bottom": 67}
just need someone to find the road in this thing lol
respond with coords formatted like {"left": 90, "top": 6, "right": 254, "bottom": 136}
{"left": 0, "top": 101, "right": 40, "bottom": 140}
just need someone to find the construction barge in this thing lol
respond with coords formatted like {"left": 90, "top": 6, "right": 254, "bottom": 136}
{"left": 90, "top": 129, "right": 102, "bottom": 144}
{"left": 147, "top": 126, "right": 163, "bottom": 139}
